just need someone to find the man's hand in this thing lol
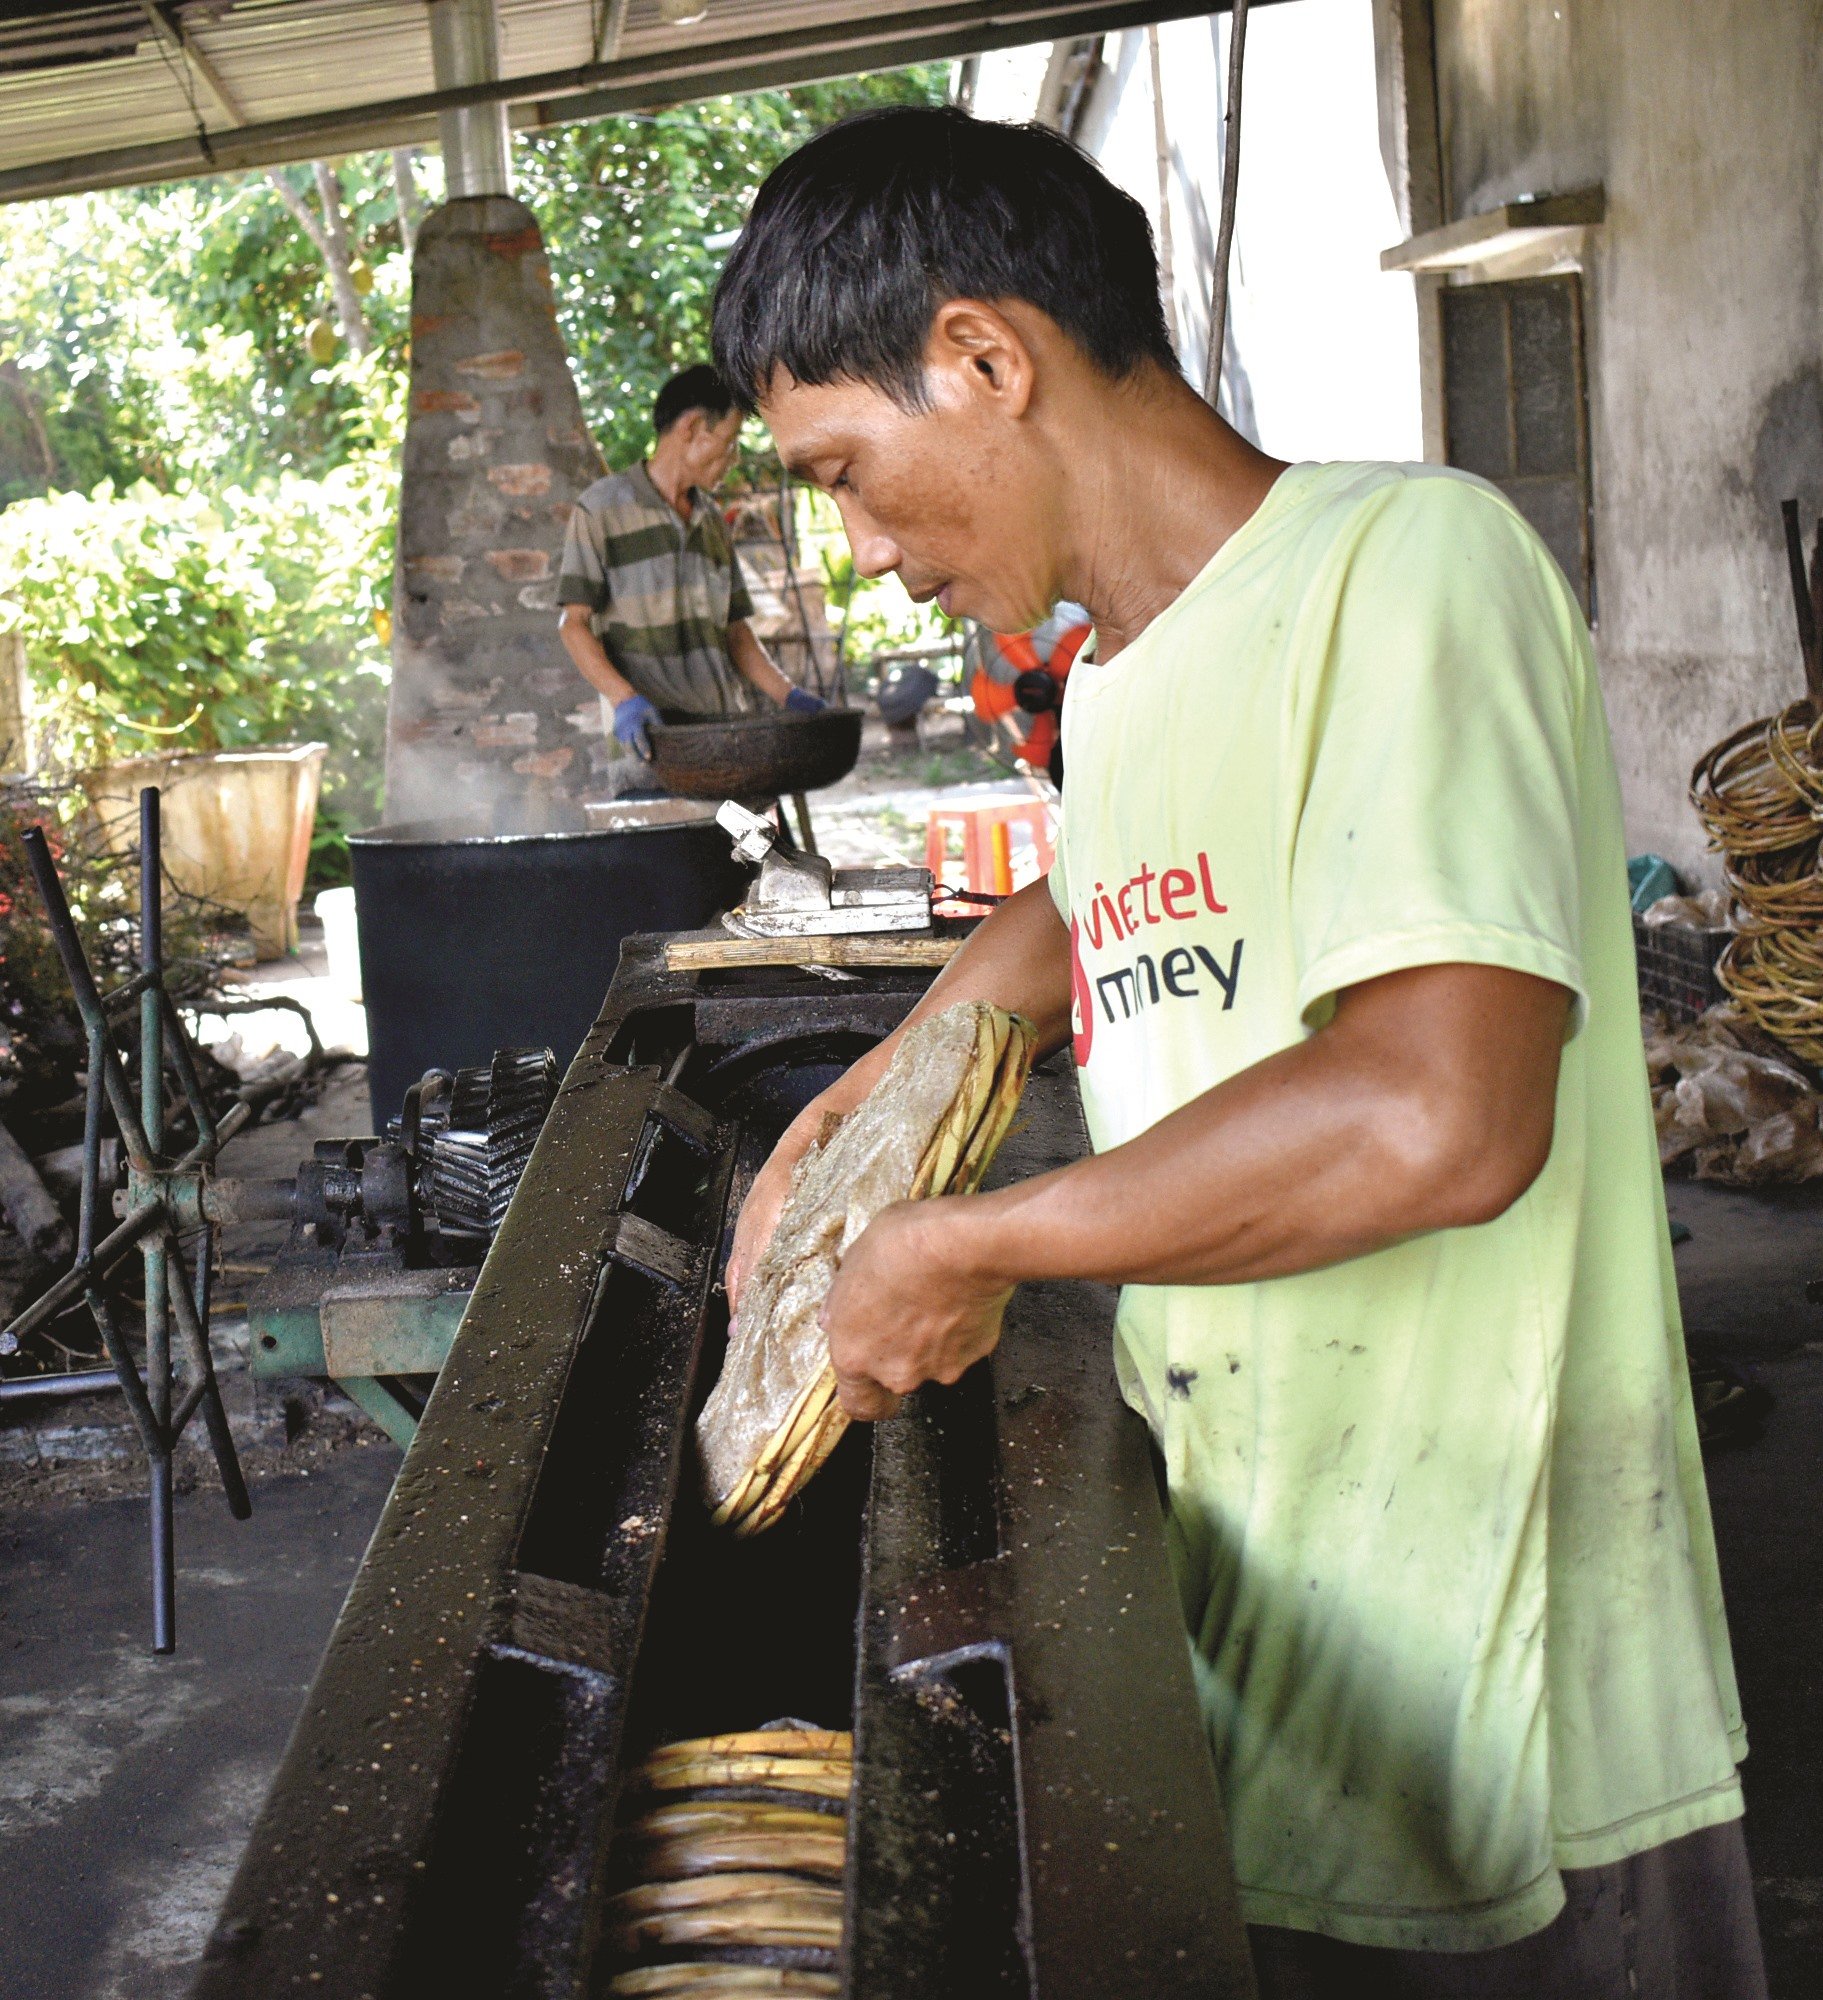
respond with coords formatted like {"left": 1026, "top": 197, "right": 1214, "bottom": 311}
{"left": 819, "top": 1201, "right": 1012, "bottom": 1419}
{"left": 722, "top": 876, "right": 1073, "bottom": 1315}
{"left": 613, "top": 693, "right": 661, "bottom": 757}
{"left": 784, "top": 686, "right": 827, "bottom": 715}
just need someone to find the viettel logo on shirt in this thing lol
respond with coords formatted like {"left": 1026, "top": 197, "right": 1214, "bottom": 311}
{"left": 1072, "top": 852, "right": 1245, "bottom": 1066}
{"left": 1070, "top": 915, "right": 1093, "bottom": 1066}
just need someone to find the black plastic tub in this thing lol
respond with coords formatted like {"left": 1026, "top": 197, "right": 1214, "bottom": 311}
{"left": 349, "top": 805, "right": 746, "bottom": 1125}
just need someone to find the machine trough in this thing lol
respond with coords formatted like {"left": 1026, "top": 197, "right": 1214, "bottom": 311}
{"left": 194, "top": 941, "right": 1252, "bottom": 1999}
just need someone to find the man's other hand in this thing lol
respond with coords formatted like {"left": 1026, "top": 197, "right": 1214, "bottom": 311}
{"left": 819, "top": 1200, "right": 1011, "bottom": 1421}
{"left": 784, "top": 687, "right": 827, "bottom": 716}
{"left": 613, "top": 693, "right": 661, "bottom": 757}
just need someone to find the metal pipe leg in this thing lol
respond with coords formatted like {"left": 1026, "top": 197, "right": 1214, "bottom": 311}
{"left": 141, "top": 789, "right": 177, "bottom": 1655}
{"left": 149, "top": 1449, "right": 175, "bottom": 1655}
{"left": 167, "top": 1227, "right": 251, "bottom": 1520}
{"left": 144, "top": 1240, "right": 175, "bottom": 1654}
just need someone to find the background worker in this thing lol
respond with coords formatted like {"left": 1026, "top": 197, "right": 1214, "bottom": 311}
{"left": 557, "top": 363, "right": 823, "bottom": 770}
{"left": 712, "top": 108, "right": 1765, "bottom": 1998}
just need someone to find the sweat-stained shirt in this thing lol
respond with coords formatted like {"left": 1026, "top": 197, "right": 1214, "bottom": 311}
{"left": 557, "top": 461, "right": 758, "bottom": 719}
{"left": 1047, "top": 461, "right": 1745, "bottom": 1951}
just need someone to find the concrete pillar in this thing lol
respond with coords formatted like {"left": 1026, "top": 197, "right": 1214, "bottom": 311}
{"left": 1371, "top": 0, "right": 1448, "bottom": 461}
{"left": 428, "top": 0, "right": 513, "bottom": 199}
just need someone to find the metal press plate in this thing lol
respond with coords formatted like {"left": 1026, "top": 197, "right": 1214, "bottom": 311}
{"left": 581, "top": 798, "right": 723, "bottom": 832}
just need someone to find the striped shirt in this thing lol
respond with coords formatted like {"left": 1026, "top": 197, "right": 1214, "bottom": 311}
{"left": 557, "top": 462, "right": 758, "bottom": 716}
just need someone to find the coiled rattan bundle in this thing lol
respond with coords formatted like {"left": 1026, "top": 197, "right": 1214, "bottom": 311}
{"left": 697, "top": 1002, "right": 1036, "bottom": 1536}
{"left": 1690, "top": 500, "right": 1823, "bottom": 1065}
{"left": 1690, "top": 702, "right": 1823, "bottom": 1062}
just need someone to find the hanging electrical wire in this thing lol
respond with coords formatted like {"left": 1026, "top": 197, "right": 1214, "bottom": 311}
{"left": 1203, "top": 0, "right": 1251, "bottom": 409}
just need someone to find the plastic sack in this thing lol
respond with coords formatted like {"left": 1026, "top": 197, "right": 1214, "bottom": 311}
{"left": 1729, "top": 1102, "right": 1823, "bottom": 1184}
{"left": 1641, "top": 888, "right": 1731, "bottom": 929}
{"left": 1679, "top": 1048, "right": 1812, "bottom": 1133}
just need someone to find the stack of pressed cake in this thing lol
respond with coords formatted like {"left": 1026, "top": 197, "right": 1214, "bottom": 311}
{"left": 601, "top": 1727, "right": 853, "bottom": 1997}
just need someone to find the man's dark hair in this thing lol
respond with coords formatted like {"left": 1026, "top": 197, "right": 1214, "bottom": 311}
{"left": 653, "top": 363, "right": 737, "bottom": 437}
{"left": 712, "top": 106, "right": 1177, "bottom": 411}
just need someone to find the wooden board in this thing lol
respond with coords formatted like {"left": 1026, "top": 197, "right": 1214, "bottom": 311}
{"left": 664, "top": 929, "right": 963, "bottom": 972}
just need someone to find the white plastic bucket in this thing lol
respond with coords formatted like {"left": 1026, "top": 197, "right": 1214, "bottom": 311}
{"left": 314, "top": 885, "right": 362, "bottom": 1002}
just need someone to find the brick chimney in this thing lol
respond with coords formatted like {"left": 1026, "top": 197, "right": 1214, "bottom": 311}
{"left": 385, "top": 196, "right": 605, "bottom": 824}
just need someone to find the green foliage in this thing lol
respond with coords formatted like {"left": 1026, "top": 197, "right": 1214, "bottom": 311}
{"left": 0, "top": 194, "right": 182, "bottom": 503}
{"left": 794, "top": 489, "right": 959, "bottom": 674}
{"left": 0, "top": 163, "right": 423, "bottom": 504}
{"left": 0, "top": 451, "right": 393, "bottom": 823}
{"left": 142, "top": 163, "right": 418, "bottom": 479}
{"left": 517, "top": 71, "right": 947, "bottom": 473}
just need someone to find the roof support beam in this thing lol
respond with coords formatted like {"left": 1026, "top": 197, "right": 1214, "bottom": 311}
{"left": 136, "top": 0, "right": 247, "bottom": 127}
{"left": 595, "top": 0, "right": 631, "bottom": 64}
{"left": 0, "top": 0, "right": 1264, "bottom": 206}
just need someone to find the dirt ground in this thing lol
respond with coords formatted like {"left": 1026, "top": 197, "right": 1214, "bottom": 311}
{"left": 800, "top": 703, "right": 1050, "bottom": 871}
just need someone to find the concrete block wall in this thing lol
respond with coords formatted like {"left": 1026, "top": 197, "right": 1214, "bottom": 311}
{"left": 1430, "top": 0, "right": 1823, "bottom": 884}
{"left": 384, "top": 197, "right": 606, "bottom": 826}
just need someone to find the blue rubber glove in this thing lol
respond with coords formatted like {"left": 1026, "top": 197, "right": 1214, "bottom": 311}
{"left": 612, "top": 693, "right": 661, "bottom": 757}
{"left": 784, "top": 687, "right": 827, "bottom": 716}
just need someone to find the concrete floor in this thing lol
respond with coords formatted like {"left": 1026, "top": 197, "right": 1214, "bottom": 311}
{"left": 0, "top": 1448, "right": 398, "bottom": 2000}
{"left": 0, "top": 1165, "right": 1819, "bottom": 1995}
{"left": 1670, "top": 1180, "right": 1823, "bottom": 1997}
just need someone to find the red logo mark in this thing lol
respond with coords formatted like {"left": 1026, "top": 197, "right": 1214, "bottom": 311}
{"left": 1069, "top": 915, "right": 1093, "bottom": 1067}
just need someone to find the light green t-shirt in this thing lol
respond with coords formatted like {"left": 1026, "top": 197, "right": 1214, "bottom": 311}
{"left": 1048, "top": 461, "right": 1745, "bottom": 1951}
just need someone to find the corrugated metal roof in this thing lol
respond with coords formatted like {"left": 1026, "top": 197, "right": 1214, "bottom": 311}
{"left": 0, "top": 0, "right": 1227, "bottom": 203}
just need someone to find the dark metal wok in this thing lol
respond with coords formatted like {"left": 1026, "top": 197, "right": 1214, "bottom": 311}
{"left": 647, "top": 707, "right": 863, "bottom": 798}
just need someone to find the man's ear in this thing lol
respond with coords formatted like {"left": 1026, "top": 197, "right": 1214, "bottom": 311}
{"left": 925, "top": 300, "right": 1036, "bottom": 418}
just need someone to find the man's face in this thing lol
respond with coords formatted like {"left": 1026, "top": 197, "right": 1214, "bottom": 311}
{"left": 677, "top": 408, "right": 743, "bottom": 493}
{"left": 758, "top": 360, "right": 1059, "bottom": 636}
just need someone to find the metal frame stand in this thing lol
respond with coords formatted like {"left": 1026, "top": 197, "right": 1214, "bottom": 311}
{"left": 1, "top": 788, "right": 253, "bottom": 1652}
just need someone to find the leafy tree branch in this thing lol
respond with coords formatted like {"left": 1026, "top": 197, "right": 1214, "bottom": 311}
{"left": 265, "top": 163, "right": 372, "bottom": 357}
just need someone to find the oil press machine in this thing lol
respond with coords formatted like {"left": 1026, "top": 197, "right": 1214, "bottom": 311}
{"left": 2, "top": 785, "right": 1253, "bottom": 1994}
{"left": 192, "top": 907, "right": 1254, "bottom": 1996}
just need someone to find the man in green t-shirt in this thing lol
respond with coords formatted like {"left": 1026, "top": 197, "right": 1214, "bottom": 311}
{"left": 711, "top": 109, "right": 1767, "bottom": 1996}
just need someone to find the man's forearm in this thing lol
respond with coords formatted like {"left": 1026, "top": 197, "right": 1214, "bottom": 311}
{"left": 941, "top": 1035, "right": 1414, "bottom": 1293}
{"left": 727, "top": 619, "right": 796, "bottom": 703}
{"left": 559, "top": 611, "right": 636, "bottom": 706}
{"left": 932, "top": 963, "right": 1571, "bottom": 1293}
